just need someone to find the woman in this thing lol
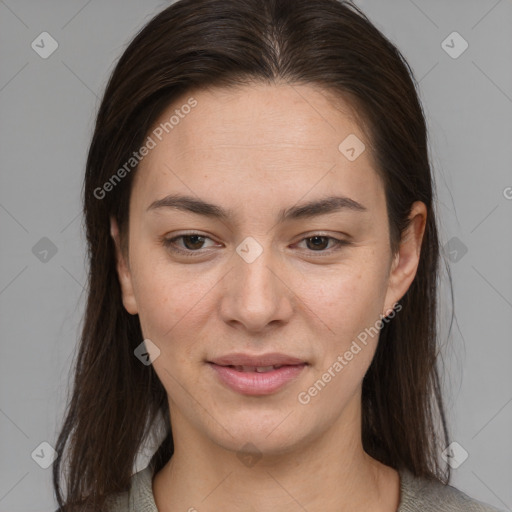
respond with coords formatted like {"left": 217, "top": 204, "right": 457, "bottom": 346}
{"left": 52, "top": 0, "right": 503, "bottom": 510}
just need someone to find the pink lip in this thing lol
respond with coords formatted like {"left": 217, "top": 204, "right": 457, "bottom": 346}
{"left": 207, "top": 362, "right": 307, "bottom": 396}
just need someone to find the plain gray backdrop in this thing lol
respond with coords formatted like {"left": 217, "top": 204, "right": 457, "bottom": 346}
{"left": 0, "top": 0, "right": 511, "bottom": 510}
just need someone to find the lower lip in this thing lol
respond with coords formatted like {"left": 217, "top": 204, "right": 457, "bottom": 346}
{"left": 208, "top": 363, "right": 307, "bottom": 395}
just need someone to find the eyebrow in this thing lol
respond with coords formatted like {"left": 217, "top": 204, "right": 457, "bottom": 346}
{"left": 146, "top": 193, "right": 367, "bottom": 222}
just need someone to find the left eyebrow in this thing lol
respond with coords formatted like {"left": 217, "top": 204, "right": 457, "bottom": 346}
{"left": 146, "top": 194, "right": 368, "bottom": 222}
{"left": 278, "top": 195, "right": 368, "bottom": 223}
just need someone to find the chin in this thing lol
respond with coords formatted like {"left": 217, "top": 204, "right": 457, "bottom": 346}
{"left": 206, "top": 411, "right": 311, "bottom": 458}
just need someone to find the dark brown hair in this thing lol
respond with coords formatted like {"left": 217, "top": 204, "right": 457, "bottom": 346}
{"left": 53, "top": 0, "right": 453, "bottom": 509}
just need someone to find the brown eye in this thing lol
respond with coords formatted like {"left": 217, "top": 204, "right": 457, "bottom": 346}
{"left": 305, "top": 236, "right": 330, "bottom": 251}
{"left": 162, "top": 233, "right": 217, "bottom": 256}
{"left": 179, "top": 234, "right": 207, "bottom": 250}
{"left": 296, "top": 235, "right": 350, "bottom": 254}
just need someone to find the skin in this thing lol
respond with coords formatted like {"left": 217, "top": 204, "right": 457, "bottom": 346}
{"left": 111, "top": 82, "right": 427, "bottom": 512}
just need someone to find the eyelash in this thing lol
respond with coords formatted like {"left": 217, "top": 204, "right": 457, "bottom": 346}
{"left": 161, "top": 232, "right": 351, "bottom": 258}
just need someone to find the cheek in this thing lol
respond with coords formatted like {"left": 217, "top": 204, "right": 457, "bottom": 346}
{"left": 128, "top": 247, "right": 177, "bottom": 334}
{"left": 310, "top": 264, "right": 386, "bottom": 342}
{"left": 300, "top": 268, "right": 387, "bottom": 407}
{"left": 130, "top": 253, "right": 214, "bottom": 349}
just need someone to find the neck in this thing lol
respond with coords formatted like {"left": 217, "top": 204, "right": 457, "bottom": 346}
{"left": 152, "top": 398, "right": 400, "bottom": 512}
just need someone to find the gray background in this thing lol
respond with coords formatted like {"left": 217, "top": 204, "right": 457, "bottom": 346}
{"left": 0, "top": 0, "right": 511, "bottom": 510}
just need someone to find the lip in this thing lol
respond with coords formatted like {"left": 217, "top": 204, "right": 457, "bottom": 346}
{"left": 207, "top": 353, "right": 308, "bottom": 396}
{"left": 209, "top": 352, "right": 306, "bottom": 367}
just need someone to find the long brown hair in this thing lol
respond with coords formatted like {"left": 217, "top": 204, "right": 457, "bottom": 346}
{"left": 53, "top": 0, "right": 452, "bottom": 509}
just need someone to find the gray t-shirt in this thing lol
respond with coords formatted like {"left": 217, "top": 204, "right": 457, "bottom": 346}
{"left": 106, "top": 463, "right": 504, "bottom": 512}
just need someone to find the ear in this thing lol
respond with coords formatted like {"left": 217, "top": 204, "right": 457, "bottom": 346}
{"left": 110, "top": 216, "right": 138, "bottom": 315}
{"left": 382, "top": 201, "right": 427, "bottom": 317}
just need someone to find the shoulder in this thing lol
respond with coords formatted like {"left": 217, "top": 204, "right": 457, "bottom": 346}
{"left": 104, "top": 464, "right": 157, "bottom": 512}
{"left": 398, "top": 469, "right": 505, "bottom": 512}
{"left": 103, "top": 465, "right": 505, "bottom": 512}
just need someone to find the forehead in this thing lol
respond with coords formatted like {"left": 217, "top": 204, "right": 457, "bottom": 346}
{"left": 148, "top": 82, "right": 364, "bottom": 159}
{"left": 132, "top": 82, "right": 384, "bottom": 215}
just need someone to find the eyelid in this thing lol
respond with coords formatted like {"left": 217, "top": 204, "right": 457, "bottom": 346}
{"left": 161, "top": 231, "right": 219, "bottom": 255}
{"left": 161, "top": 231, "right": 351, "bottom": 257}
{"left": 292, "top": 233, "right": 351, "bottom": 255}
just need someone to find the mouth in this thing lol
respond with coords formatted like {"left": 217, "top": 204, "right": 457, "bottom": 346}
{"left": 220, "top": 364, "right": 291, "bottom": 373}
{"left": 208, "top": 352, "right": 307, "bottom": 368}
{"left": 206, "top": 354, "right": 308, "bottom": 395}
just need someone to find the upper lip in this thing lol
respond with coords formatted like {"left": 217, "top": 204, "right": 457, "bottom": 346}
{"left": 208, "top": 353, "right": 307, "bottom": 367}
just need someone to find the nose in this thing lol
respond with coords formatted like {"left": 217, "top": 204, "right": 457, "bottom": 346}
{"left": 218, "top": 238, "right": 294, "bottom": 333}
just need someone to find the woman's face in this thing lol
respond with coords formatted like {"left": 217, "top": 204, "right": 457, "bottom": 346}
{"left": 112, "top": 82, "right": 425, "bottom": 457}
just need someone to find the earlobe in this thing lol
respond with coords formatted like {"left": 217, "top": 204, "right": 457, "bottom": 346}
{"left": 382, "top": 201, "right": 427, "bottom": 316}
{"left": 110, "top": 216, "right": 139, "bottom": 315}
